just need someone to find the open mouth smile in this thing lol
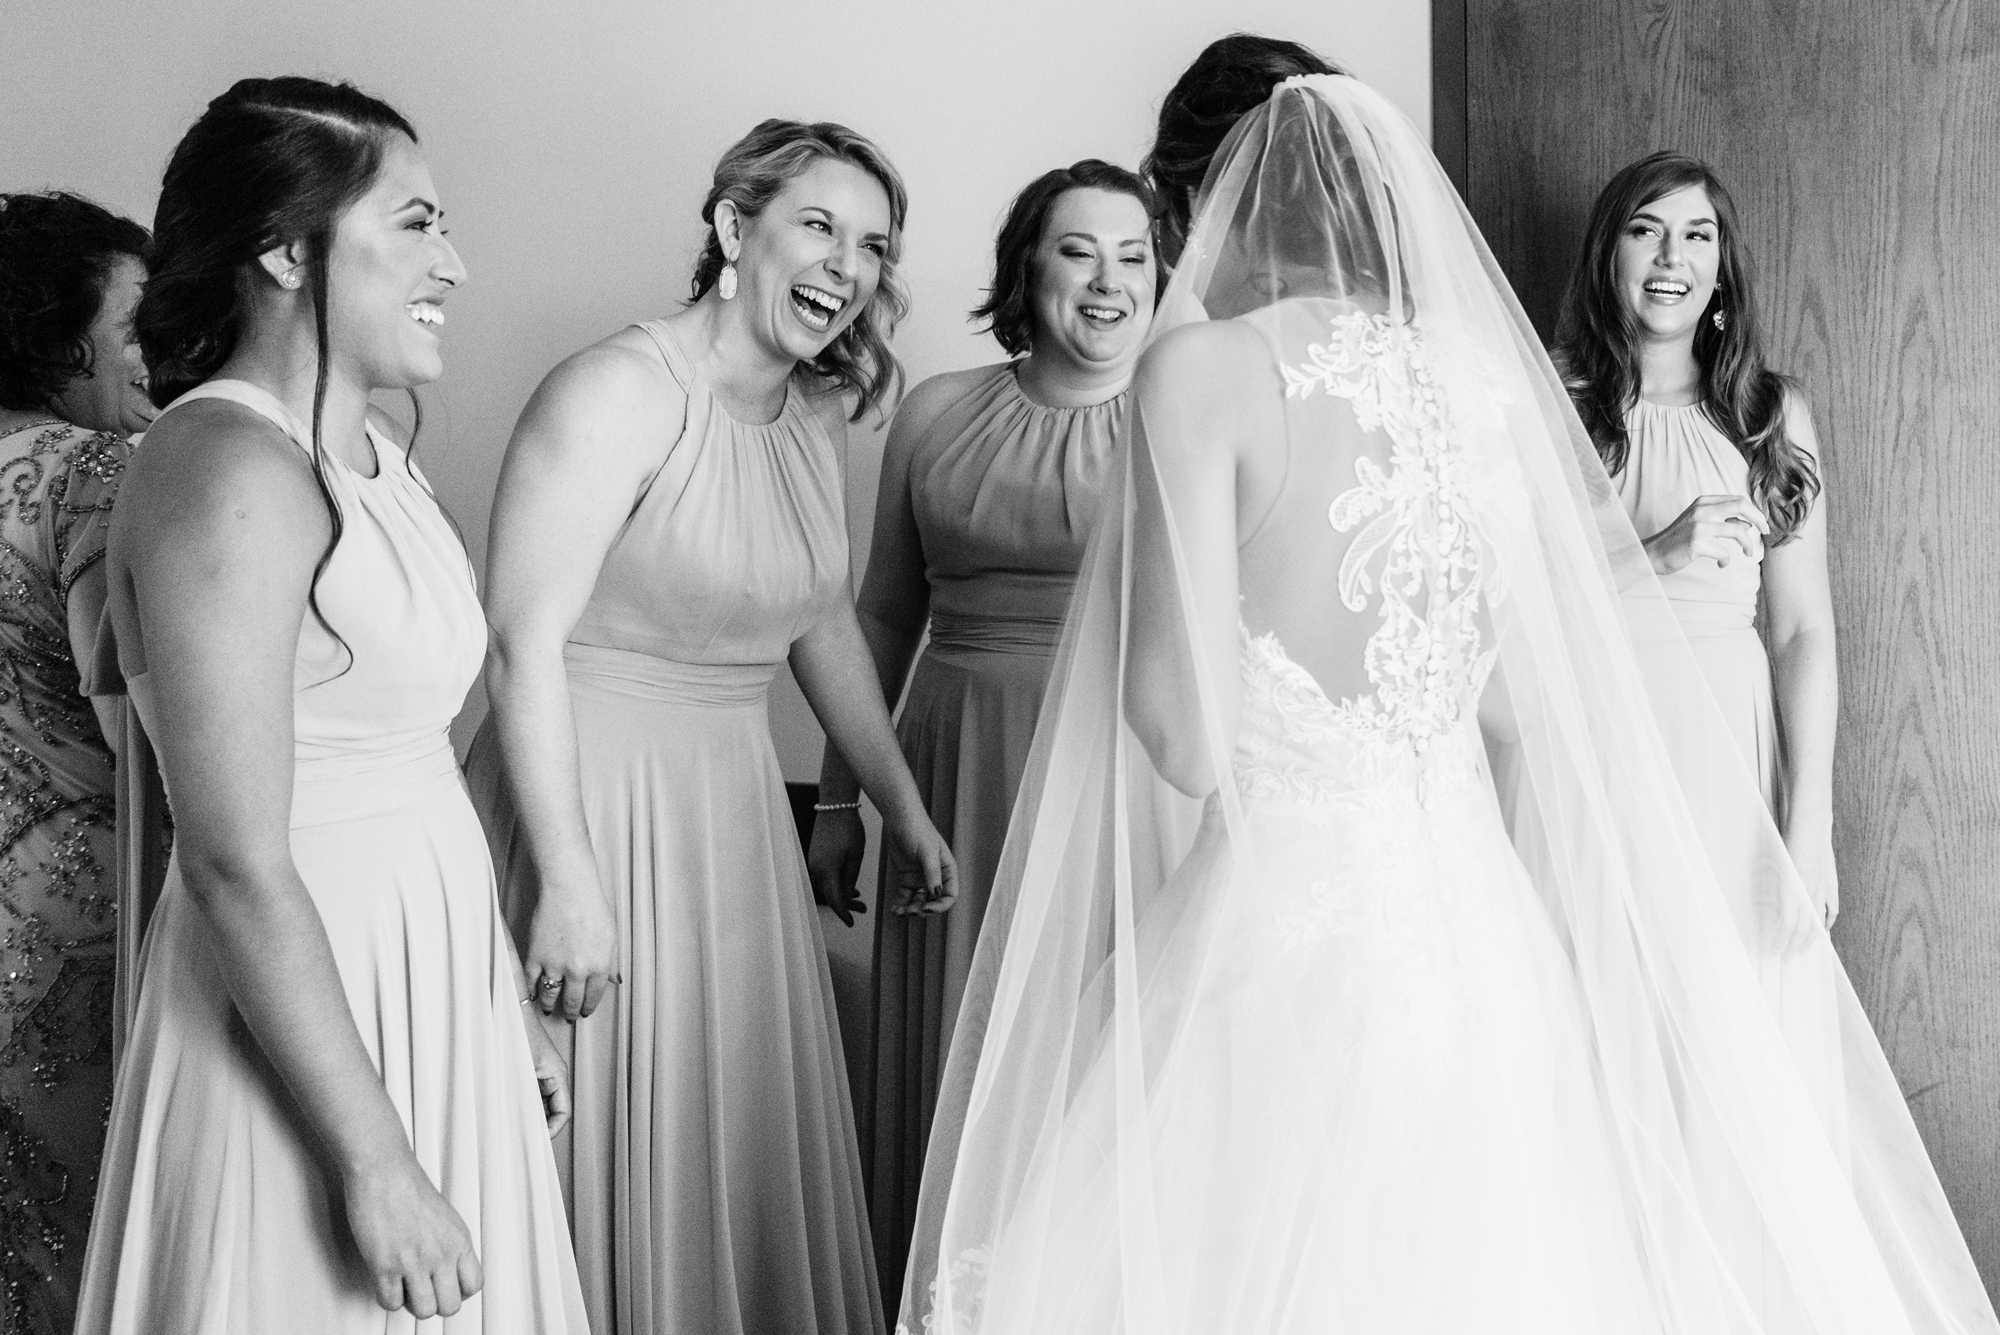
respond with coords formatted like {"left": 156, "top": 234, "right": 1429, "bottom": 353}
{"left": 406, "top": 301, "right": 445, "bottom": 327}
{"left": 1642, "top": 278, "right": 1692, "bottom": 300}
{"left": 1079, "top": 304, "right": 1129, "bottom": 328}
{"left": 791, "top": 284, "right": 847, "bottom": 333}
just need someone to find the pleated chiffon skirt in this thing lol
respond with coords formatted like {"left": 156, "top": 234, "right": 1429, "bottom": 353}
{"left": 866, "top": 631, "right": 1055, "bottom": 1314}
{"left": 468, "top": 642, "right": 882, "bottom": 1335}
{"left": 76, "top": 754, "right": 587, "bottom": 1335}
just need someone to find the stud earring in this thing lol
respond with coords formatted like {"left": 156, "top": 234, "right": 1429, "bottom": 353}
{"left": 717, "top": 263, "right": 738, "bottom": 301}
{"left": 280, "top": 268, "right": 302, "bottom": 289}
{"left": 1712, "top": 307, "right": 1726, "bottom": 331}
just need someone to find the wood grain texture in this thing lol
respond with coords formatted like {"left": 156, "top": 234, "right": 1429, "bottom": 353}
{"left": 1431, "top": 0, "right": 1469, "bottom": 197}
{"left": 1459, "top": 0, "right": 2000, "bottom": 1295}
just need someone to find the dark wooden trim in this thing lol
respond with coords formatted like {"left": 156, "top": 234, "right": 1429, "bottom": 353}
{"left": 1431, "top": 0, "right": 1469, "bottom": 202}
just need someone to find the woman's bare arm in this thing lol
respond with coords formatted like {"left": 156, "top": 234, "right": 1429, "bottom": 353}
{"left": 120, "top": 402, "right": 480, "bottom": 1318}
{"left": 1761, "top": 390, "right": 1840, "bottom": 924}
{"left": 480, "top": 338, "right": 679, "bottom": 1020}
{"left": 806, "top": 375, "right": 957, "bottom": 921}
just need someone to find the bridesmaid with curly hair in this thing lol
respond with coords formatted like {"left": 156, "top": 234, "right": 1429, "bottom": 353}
{"left": 1555, "top": 152, "right": 1837, "bottom": 946}
{"left": 467, "top": 119, "right": 953, "bottom": 1335}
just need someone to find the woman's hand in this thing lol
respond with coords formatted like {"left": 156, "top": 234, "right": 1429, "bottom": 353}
{"left": 342, "top": 1153, "right": 484, "bottom": 1319}
{"left": 1644, "top": 494, "right": 1769, "bottom": 575}
{"left": 884, "top": 809, "right": 958, "bottom": 917}
{"left": 807, "top": 806, "right": 869, "bottom": 927}
{"left": 1787, "top": 824, "right": 1841, "bottom": 933}
{"left": 521, "top": 868, "right": 619, "bottom": 1022}
{"left": 521, "top": 1003, "right": 572, "bottom": 1137}
{"left": 1767, "top": 827, "right": 1839, "bottom": 957}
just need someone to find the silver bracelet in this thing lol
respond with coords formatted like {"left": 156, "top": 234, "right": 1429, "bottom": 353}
{"left": 813, "top": 799, "right": 862, "bottom": 813}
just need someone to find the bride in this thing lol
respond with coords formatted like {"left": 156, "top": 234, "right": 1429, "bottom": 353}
{"left": 895, "top": 62, "right": 1997, "bottom": 1335}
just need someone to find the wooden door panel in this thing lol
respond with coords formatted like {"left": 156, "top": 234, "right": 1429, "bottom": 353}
{"left": 1454, "top": 0, "right": 2000, "bottom": 1294}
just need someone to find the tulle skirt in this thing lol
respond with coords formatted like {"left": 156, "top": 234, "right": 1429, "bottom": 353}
{"left": 468, "top": 643, "right": 882, "bottom": 1335}
{"left": 75, "top": 759, "right": 586, "bottom": 1335}
{"left": 944, "top": 778, "right": 1660, "bottom": 1335}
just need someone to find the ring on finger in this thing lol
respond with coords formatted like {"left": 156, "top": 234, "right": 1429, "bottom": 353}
{"left": 538, "top": 977, "right": 562, "bottom": 994}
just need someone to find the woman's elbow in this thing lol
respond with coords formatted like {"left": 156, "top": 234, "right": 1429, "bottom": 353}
{"left": 175, "top": 839, "right": 294, "bottom": 921}
{"left": 1127, "top": 711, "right": 1217, "bottom": 798}
{"left": 482, "top": 625, "right": 567, "bottom": 692}
{"left": 1768, "top": 617, "right": 1837, "bottom": 666}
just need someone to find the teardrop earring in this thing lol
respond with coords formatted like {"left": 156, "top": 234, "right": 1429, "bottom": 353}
{"left": 718, "top": 263, "right": 738, "bottom": 301}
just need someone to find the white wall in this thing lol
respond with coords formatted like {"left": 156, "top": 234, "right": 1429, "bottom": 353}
{"left": 1, "top": 0, "right": 1426, "bottom": 980}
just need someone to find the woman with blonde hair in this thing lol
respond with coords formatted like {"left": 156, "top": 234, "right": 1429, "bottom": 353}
{"left": 467, "top": 119, "right": 952, "bottom": 1335}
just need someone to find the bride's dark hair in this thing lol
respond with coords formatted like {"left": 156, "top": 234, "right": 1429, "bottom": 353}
{"left": 138, "top": 76, "right": 420, "bottom": 658}
{"left": 1145, "top": 33, "right": 1343, "bottom": 268}
{"left": 1554, "top": 152, "right": 1818, "bottom": 542}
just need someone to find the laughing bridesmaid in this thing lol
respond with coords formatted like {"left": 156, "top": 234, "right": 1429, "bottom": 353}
{"left": 75, "top": 77, "right": 584, "bottom": 1335}
{"left": 465, "top": 119, "right": 954, "bottom": 1335}
{"left": 804, "top": 159, "right": 1157, "bottom": 1313}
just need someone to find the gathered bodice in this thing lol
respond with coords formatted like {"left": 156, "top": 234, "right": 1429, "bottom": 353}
{"left": 1616, "top": 400, "right": 1760, "bottom": 636}
{"left": 125, "top": 380, "right": 485, "bottom": 825}
{"left": 567, "top": 319, "right": 850, "bottom": 674}
{"left": 1226, "top": 301, "right": 1503, "bottom": 812}
{"left": 911, "top": 362, "right": 1124, "bottom": 653}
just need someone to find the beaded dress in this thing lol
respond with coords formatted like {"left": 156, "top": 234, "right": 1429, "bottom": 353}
{"left": 0, "top": 418, "right": 125, "bottom": 1335}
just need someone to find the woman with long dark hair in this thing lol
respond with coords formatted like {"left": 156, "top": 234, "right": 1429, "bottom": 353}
{"left": 464, "top": 119, "right": 951, "bottom": 1335}
{"left": 0, "top": 189, "right": 148, "bottom": 1335}
{"left": 1554, "top": 150, "right": 1840, "bottom": 1001}
{"left": 75, "top": 77, "right": 585, "bottom": 1333}
{"left": 804, "top": 158, "right": 1157, "bottom": 1313}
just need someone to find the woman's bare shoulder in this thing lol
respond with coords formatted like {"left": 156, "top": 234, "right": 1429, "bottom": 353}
{"left": 117, "top": 400, "right": 328, "bottom": 558}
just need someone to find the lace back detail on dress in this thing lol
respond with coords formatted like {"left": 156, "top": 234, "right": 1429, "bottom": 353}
{"left": 1234, "top": 312, "right": 1498, "bottom": 809}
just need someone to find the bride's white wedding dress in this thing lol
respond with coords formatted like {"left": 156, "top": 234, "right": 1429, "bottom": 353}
{"left": 898, "top": 75, "right": 1998, "bottom": 1335}
{"left": 939, "top": 305, "right": 1660, "bottom": 1335}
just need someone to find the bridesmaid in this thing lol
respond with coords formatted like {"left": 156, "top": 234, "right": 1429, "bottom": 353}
{"left": 804, "top": 159, "right": 1158, "bottom": 1312}
{"left": 1557, "top": 152, "right": 1835, "bottom": 923}
{"left": 0, "top": 190, "right": 149, "bottom": 1335}
{"left": 76, "top": 77, "right": 585, "bottom": 1333}
{"left": 465, "top": 119, "right": 954, "bottom": 1335}
{"left": 1553, "top": 153, "right": 1840, "bottom": 1093}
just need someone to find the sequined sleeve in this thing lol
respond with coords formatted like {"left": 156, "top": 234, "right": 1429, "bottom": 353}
{"left": 54, "top": 430, "right": 129, "bottom": 601}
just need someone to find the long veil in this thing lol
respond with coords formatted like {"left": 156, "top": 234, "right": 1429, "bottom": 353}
{"left": 897, "top": 74, "right": 1996, "bottom": 1335}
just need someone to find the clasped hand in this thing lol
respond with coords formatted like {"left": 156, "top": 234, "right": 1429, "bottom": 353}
{"left": 807, "top": 804, "right": 958, "bottom": 921}
{"left": 1645, "top": 494, "right": 1768, "bottom": 575}
{"left": 522, "top": 873, "right": 620, "bottom": 1021}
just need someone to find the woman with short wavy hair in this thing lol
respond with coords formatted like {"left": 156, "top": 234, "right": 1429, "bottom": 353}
{"left": 0, "top": 188, "right": 147, "bottom": 1335}
{"left": 465, "top": 118, "right": 951, "bottom": 1335}
{"left": 804, "top": 156, "right": 1157, "bottom": 1314}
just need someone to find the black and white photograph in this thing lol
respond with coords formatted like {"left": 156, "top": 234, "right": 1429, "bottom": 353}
{"left": 2, "top": 1, "right": 1996, "bottom": 1332}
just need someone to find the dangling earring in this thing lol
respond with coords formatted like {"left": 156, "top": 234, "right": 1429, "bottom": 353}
{"left": 1711, "top": 307, "right": 1726, "bottom": 331}
{"left": 717, "top": 263, "right": 738, "bottom": 301}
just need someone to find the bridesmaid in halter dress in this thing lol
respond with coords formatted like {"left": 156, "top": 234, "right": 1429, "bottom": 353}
{"left": 803, "top": 159, "right": 1157, "bottom": 1314}
{"left": 464, "top": 119, "right": 954, "bottom": 1335}
{"left": 76, "top": 78, "right": 584, "bottom": 1334}
{"left": 1554, "top": 152, "right": 1843, "bottom": 1117}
